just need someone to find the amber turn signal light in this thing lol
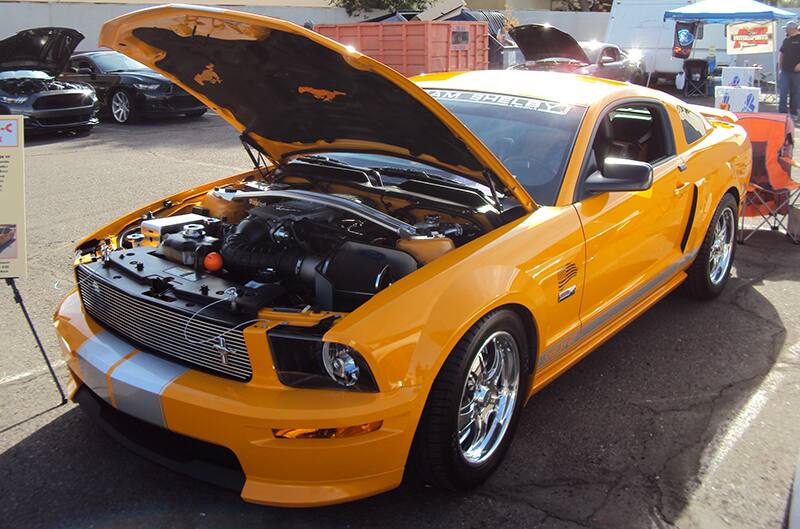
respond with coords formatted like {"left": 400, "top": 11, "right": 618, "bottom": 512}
{"left": 273, "top": 420, "right": 382, "bottom": 439}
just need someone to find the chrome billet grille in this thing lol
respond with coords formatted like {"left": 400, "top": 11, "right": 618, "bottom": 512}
{"left": 76, "top": 267, "right": 252, "bottom": 381}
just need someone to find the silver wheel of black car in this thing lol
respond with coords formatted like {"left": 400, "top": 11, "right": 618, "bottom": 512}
{"left": 110, "top": 90, "right": 133, "bottom": 124}
{"left": 409, "top": 309, "right": 528, "bottom": 489}
{"left": 458, "top": 331, "right": 520, "bottom": 465}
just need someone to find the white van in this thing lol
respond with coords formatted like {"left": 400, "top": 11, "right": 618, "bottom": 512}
{"left": 605, "top": 0, "right": 729, "bottom": 81}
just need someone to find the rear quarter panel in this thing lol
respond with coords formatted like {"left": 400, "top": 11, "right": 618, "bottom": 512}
{"left": 675, "top": 116, "right": 751, "bottom": 252}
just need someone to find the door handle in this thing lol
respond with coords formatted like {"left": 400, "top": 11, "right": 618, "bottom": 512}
{"left": 677, "top": 162, "right": 688, "bottom": 172}
{"left": 674, "top": 182, "right": 691, "bottom": 196}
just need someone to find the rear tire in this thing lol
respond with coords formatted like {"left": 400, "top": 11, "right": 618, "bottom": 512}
{"left": 408, "top": 309, "right": 529, "bottom": 489}
{"left": 684, "top": 193, "right": 738, "bottom": 300}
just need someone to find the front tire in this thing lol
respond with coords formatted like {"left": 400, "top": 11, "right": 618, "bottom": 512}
{"left": 409, "top": 309, "right": 529, "bottom": 489}
{"left": 684, "top": 193, "right": 738, "bottom": 300}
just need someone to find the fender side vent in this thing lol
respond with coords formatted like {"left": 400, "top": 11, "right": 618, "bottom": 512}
{"left": 557, "top": 263, "right": 578, "bottom": 290}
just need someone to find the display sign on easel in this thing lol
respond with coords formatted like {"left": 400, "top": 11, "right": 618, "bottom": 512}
{"left": 0, "top": 115, "right": 26, "bottom": 279}
{"left": 726, "top": 21, "right": 775, "bottom": 55}
{"left": 0, "top": 116, "right": 62, "bottom": 402}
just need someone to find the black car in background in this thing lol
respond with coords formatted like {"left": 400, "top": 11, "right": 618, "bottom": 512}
{"left": 61, "top": 50, "right": 206, "bottom": 124}
{"left": 0, "top": 28, "right": 99, "bottom": 134}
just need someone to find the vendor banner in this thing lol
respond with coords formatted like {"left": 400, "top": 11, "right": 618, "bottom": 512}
{"left": 0, "top": 116, "right": 26, "bottom": 278}
{"left": 673, "top": 21, "right": 699, "bottom": 59}
{"left": 726, "top": 21, "right": 774, "bottom": 55}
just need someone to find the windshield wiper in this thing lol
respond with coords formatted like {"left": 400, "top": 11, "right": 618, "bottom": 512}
{"left": 372, "top": 166, "right": 477, "bottom": 189}
{"left": 296, "top": 154, "right": 359, "bottom": 170}
{"left": 374, "top": 166, "right": 501, "bottom": 210}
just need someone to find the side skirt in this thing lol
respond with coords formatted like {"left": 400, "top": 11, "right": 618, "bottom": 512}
{"left": 527, "top": 269, "right": 687, "bottom": 399}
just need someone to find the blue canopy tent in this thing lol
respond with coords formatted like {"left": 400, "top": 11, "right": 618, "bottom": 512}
{"left": 663, "top": 0, "right": 794, "bottom": 104}
{"left": 664, "top": 0, "right": 795, "bottom": 24}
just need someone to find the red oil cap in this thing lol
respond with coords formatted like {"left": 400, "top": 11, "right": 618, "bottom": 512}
{"left": 204, "top": 252, "right": 224, "bottom": 272}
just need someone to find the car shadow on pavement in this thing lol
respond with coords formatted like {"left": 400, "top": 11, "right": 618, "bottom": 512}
{"left": 0, "top": 231, "right": 794, "bottom": 529}
{"left": 24, "top": 128, "right": 94, "bottom": 147}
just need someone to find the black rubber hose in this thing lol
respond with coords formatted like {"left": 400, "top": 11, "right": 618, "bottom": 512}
{"left": 221, "top": 217, "right": 307, "bottom": 276}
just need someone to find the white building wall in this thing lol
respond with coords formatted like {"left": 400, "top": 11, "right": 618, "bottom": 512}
{"left": 510, "top": 10, "right": 611, "bottom": 42}
{"left": 0, "top": 2, "right": 369, "bottom": 50}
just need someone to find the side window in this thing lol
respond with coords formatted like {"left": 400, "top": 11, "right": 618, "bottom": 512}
{"left": 74, "top": 59, "right": 94, "bottom": 72}
{"left": 601, "top": 47, "right": 620, "bottom": 62}
{"left": 587, "top": 103, "right": 675, "bottom": 176}
{"left": 677, "top": 106, "right": 709, "bottom": 145}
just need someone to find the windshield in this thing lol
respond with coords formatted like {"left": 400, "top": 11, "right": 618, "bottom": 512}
{"left": 92, "top": 53, "right": 149, "bottom": 73}
{"left": 581, "top": 46, "right": 601, "bottom": 64}
{"left": 427, "top": 90, "right": 585, "bottom": 206}
{"left": 0, "top": 70, "right": 51, "bottom": 80}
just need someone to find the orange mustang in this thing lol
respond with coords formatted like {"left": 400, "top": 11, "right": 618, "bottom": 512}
{"left": 54, "top": 5, "right": 750, "bottom": 507}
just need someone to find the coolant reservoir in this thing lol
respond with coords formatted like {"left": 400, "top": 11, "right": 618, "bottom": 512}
{"left": 201, "top": 190, "right": 248, "bottom": 223}
{"left": 396, "top": 237, "right": 454, "bottom": 264}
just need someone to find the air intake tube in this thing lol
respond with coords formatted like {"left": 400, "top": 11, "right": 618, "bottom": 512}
{"left": 220, "top": 217, "right": 320, "bottom": 282}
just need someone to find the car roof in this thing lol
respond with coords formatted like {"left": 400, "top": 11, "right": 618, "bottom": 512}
{"left": 412, "top": 70, "right": 665, "bottom": 108}
{"left": 579, "top": 41, "right": 617, "bottom": 48}
{"left": 71, "top": 49, "right": 117, "bottom": 58}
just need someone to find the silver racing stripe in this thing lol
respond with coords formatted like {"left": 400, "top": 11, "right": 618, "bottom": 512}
{"left": 537, "top": 251, "right": 698, "bottom": 370}
{"left": 76, "top": 331, "right": 136, "bottom": 403}
{"left": 109, "top": 352, "right": 188, "bottom": 427}
{"left": 75, "top": 330, "right": 188, "bottom": 427}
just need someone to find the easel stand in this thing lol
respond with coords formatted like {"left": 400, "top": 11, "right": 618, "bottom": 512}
{"left": 6, "top": 278, "right": 67, "bottom": 405}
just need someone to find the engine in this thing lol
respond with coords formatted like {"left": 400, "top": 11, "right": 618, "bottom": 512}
{"left": 95, "top": 188, "right": 477, "bottom": 315}
{"left": 0, "top": 77, "right": 90, "bottom": 96}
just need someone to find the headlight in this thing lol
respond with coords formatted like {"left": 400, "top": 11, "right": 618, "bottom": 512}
{"left": 268, "top": 329, "right": 378, "bottom": 392}
{"left": 322, "top": 342, "right": 360, "bottom": 387}
{"left": 133, "top": 83, "right": 160, "bottom": 90}
{"left": 0, "top": 95, "right": 27, "bottom": 104}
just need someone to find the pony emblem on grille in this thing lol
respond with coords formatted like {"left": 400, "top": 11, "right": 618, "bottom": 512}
{"left": 213, "top": 336, "right": 232, "bottom": 365}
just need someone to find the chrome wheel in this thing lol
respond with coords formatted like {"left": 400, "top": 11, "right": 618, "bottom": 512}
{"left": 111, "top": 91, "right": 131, "bottom": 123}
{"left": 709, "top": 207, "right": 735, "bottom": 285}
{"left": 458, "top": 330, "right": 520, "bottom": 465}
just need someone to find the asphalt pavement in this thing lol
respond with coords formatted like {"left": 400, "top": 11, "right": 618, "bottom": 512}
{"left": 1, "top": 114, "right": 799, "bottom": 529}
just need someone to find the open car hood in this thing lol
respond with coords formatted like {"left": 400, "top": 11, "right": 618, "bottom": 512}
{"left": 509, "top": 24, "right": 589, "bottom": 64}
{"left": 0, "top": 27, "right": 84, "bottom": 76}
{"left": 99, "top": 5, "right": 535, "bottom": 209}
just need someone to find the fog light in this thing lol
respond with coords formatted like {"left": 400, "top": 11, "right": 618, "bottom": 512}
{"left": 322, "top": 342, "right": 360, "bottom": 387}
{"left": 273, "top": 420, "right": 382, "bottom": 439}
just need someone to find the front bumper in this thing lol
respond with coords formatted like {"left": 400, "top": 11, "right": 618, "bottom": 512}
{"left": 21, "top": 105, "right": 99, "bottom": 133}
{"left": 136, "top": 90, "right": 206, "bottom": 116}
{"left": 54, "top": 290, "right": 420, "bottom": 507}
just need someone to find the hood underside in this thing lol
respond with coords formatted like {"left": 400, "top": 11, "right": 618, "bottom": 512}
{"left": 98, "top": 5, "right": 534, "bottom": 209}
{"left": 0, "top": 27, "right": 84, "bottom": 76}
{"left": 509, "top": 24, "right": 589, "bottom": 64}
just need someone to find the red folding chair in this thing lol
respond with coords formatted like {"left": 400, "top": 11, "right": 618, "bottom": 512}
{"left": 735, "top": 113, "right": 800, "bottom": 243}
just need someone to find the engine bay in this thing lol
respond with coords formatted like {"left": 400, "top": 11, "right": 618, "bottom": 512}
{"left": 0, "top": 77, "right": 89, "bottom": 95}
{"left": 77, "top": 158, "right": 522, "bottom": 316}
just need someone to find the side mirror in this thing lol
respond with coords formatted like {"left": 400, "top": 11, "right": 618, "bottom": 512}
{"left": 600, "top": 55, "right": 615, "bottom": 66}
{"left": 584, "top": 157, "right": 653, "bottom": 194}
{"left": 77, "top": 68, "right": 93, "bottom": 75}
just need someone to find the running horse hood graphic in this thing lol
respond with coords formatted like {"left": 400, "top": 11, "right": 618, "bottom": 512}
{"left": 98, "top": 4, "right": 536, "bottom": 209}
